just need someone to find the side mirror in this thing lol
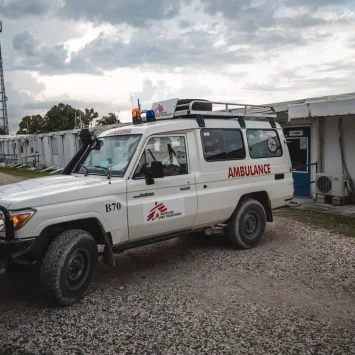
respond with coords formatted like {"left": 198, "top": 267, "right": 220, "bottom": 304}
{"left": 92, "top": 139, "right": 102, "bottom": 150}
{"left": 151, "top": 161, "right": 164, "bottom": 178}
{"left": 145, "top": 173, "right": 154, "bottom": 185}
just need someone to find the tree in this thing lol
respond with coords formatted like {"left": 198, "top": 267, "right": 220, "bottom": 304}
{"left": 81, "top": 108, "right": 98, "bottom": 127}
{"left": 17, "top": 114, "right": 45, "bottom": 134}
{"left": 41, "top": 103, "right": 80, "bottom": 133}
{"left": 17, "top": 104, "right": 99, "bottom": 134}
{"left": 96, "top": 112, "right": 120, "bottom": 126}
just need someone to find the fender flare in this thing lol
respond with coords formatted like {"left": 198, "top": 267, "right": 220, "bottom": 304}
{"left": 34, "top": 212, "right": 110, "bottom": 237}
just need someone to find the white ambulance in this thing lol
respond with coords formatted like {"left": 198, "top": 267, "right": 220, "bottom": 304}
{"left": 0, "top": 99, "right": 293, "bottom": 305}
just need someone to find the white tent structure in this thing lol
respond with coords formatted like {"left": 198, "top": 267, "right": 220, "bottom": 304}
{"left": 0, "top": 124, "right": 126, "bottom": 171}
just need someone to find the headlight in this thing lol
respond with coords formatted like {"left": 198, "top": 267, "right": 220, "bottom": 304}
{"left": 9, "top": 209, "right": 36, "bottom": 230}
{"left": 0, "top": 212, "right": 4, "bottom": 231}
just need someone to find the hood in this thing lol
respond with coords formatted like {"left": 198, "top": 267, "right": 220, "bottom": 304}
{"left": 0, "top": 175, "right": 126, "bottom": 209}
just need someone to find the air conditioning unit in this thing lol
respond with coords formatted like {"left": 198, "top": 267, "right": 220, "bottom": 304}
{"left": 316, "top": 173, "right": 347, "bottom": 197}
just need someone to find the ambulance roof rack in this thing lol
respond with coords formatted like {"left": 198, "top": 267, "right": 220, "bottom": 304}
{"left": 173, "top": 100, "right": 277, "bottom": 128}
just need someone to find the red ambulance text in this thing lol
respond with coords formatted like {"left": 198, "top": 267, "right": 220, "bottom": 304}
{"left": 228, "top": 164, "right": 271, "bottom": 179}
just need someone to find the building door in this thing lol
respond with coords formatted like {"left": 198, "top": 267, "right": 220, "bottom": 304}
{"left": 284, "top": 127, "right": 311, "bottom": 197}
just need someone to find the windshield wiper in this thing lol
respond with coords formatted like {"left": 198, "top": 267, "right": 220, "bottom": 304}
{"left": 94, "top": 166, "right": 112, "bottom": 184}
{"left": 81, "top": 165, "right": 89, "bottom": 176}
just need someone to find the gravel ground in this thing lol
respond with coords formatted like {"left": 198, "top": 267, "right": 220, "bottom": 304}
{"left": 0, "top": 217, "right": 355, "bottom": 355}
{"left": 0, "top": 172, "right": 355, "bottom": 354}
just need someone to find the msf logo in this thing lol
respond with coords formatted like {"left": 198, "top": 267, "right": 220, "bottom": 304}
{"left": 154, "top": 104, "right": 164, "bottom": 115}
{"left": 147, "top": 202, "right": 168, "bottom": 222}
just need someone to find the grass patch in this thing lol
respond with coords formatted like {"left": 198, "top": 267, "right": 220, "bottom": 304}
{"left": 276, "top": 208, "right": 355, "bottom": 237}
{"left": 0, "top": 167, "right": 51, "bottom": 179}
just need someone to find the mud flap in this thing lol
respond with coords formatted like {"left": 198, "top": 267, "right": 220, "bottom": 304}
{"left": 267, "top": 199, "right": 273, "bottom": 222}
{"left": 102, "top": 233, "right": 115, "bottom": 267}
{"left": 103, "top": 246, "right": 115, "bottom": 267}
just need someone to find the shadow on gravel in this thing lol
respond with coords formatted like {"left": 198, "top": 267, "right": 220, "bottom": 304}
{"left": 0, "top": 267, "right": 42, "bottom": 306}
{"left": 95, "top": 232, "right": 230, "bottom": 282}
{"left": 0, "top": 233, "right": 229, "bottom": 305}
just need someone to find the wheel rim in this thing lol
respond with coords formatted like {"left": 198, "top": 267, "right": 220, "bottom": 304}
{"left": 66, "top": 249, "right": 90, "bottom": 290}
{"left": 244, "top": 212, "right": 258, "bottom": 238}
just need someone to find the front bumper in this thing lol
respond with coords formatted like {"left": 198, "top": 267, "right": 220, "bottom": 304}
{"left": 0, "top": 205, "right": 34, "bottom": 261}
{"left": 0, "top": 238, "right": 35, "bottom": 260}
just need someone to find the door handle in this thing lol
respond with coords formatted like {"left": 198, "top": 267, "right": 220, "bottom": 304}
{"left": 180, "top": 186, "right": 190, "bottom": 191}
{"left": 133, "top": 192, "right": 155, "bottom": 198}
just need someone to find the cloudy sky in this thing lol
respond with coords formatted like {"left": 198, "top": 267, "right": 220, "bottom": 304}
{"left": 0, "top": 0, "right": 354, "bottom": 132}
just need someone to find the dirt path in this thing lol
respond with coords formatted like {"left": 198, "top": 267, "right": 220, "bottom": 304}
{"left": 0, "top": 172, "right": 27, "bottom": 185}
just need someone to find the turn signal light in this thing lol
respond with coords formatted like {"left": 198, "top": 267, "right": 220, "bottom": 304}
{"left": 10, "top": 212, "right": 33, "bottom": 229}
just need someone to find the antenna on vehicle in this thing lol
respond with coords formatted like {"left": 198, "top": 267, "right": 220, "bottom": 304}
{"left": 106, "top": 166, "right": 111, "bottom": 184}
{"left": 129, "top": 92, "right": 134, "bottom": 109}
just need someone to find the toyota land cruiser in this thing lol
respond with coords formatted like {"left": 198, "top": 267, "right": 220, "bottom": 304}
{"left": 0, "top": 99, "right": 293, "bottom": 306}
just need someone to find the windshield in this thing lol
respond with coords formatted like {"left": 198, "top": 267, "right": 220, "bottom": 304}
{"left": 74, "top": 135, "right": 141, "bottom": 177}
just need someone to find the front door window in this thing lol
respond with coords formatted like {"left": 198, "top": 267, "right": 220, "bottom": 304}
{"left": 133, "top": 136, "right": 188, "bottom": 178}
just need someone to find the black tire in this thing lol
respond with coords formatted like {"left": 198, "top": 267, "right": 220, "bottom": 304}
{"left": 40, "top": 229, "right": 98, "bottom": 306}
{"left": 227, "top": 199, "right": 266, "bottom": 249}
{"left": 176, "top": 99, "right": 212, "bottom": 112}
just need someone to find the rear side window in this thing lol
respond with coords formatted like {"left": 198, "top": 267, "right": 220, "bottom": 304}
{"left": 201, "top": 130, "right": 245, "bottom": 161}
{"left": 247, "top": 130, "right": 282, "bottom": 159}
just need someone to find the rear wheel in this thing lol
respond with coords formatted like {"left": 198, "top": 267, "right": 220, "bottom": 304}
{"left": 40, "top": 229, "right": 97, "bottom": 306}
{"left": 227, "top": 199, "right": 266, "bottom": 249}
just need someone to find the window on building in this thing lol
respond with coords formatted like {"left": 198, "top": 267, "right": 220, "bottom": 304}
{"left": 247, "top": 130, "right": 282, "bottom": 159}
{"left": 20, "top": 145, "right": 23, "bottom": 153}
{"left": 134, "top": 136, "right": 188, "bottom": 178}
{"left": 52, "top": 138, "right": 59, "bottom": 155}
{"left": 201, "top": 129, "right": 245, "bottom": 161}
{"left": 287, "top": 138, "right": 308, "bottom": 172}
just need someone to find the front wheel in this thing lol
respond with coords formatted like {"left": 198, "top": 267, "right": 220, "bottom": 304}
{"left": 40, "top": 229, "right": 98, "bottom": 306}
{"left": 227, "top": 199, "right": 267, "bottom": 249}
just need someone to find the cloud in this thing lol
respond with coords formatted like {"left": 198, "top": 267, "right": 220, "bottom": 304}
{"left": 9, "top": 28, "right": 255, "bottom": 74}
{"left": 60, "top": 0, "right": 184, "bottom": 27}
{"left": 5, "top": 71, "right": 46, "bottom": 95}
{"left": 5, "top": 85, "right": 124, "bottom": 132}
{"left": 132, "top": 77, "right": 213, "bottom": 106}
{"left": 200, "top": 0, "right": 277, "bottom": 32}
{"left": 1, "top": 0, "right": 355, "bottom": 131}
{"left": 5, "top": 82, "right": 44, "bottom": 133}
{"left": 0, "top": 0, "right": 60, "bottom": 19}
{"left": 12, "top": 31, "right": 39, "bottom": 56}
{"left": 11, "top": 31, "right": 98, "bottom": 74}
{"left": 1, "top": 72, "right": 120, "bottom": 132}
{"left": 282, "top": 0, "right": 353, "bottom": 8}
{"left": 73, "top": 29, "right": 255, "bottom": 71}
{"left": 5, "top": 0, "right": 355, "bottom": 76}
{"left": 200, "top": 0, "right": 354, "bottom": 38}
{"left": 179, "top": 19, "right": 191, "bottom": 28}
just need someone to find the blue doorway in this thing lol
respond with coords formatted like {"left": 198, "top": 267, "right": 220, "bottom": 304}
{"left": 284, "top": 127, "right": 311, "bottom": 197}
